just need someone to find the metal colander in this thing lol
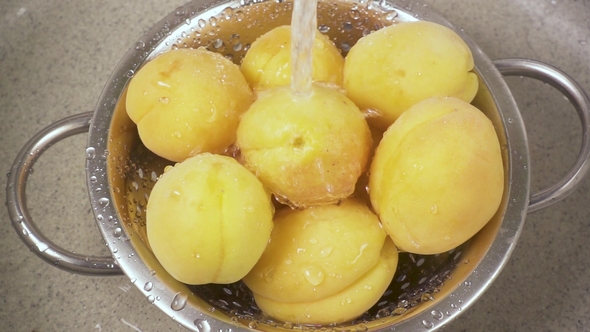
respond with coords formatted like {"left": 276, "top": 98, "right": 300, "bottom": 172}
{"left": 7, "top": 0, "right": 590, "bottom": 331}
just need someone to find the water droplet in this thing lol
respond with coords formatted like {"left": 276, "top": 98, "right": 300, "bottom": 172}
{"left": 341, "top": 42, "right": 351, "bottom": 52}
{"left": 171, "top": 292, "right": 189, "bottom": 311}
{"left": 385, "top": 10, "right": 398, "bottom": 21}
{"left": 212, "top": 38, "right": 224, "bottom": 49}
{"left": 90, "top": 176, "right": 97, "bottom": 183}
{"left": 431, "top": 309, "right": 444, "bottom": 320}
{"left": 209, "top": 17, "right": 218, "bottom": 27}
{"left": 113, "top": 227, "right": 123, "bottom": 238}
{"left": 22, "top": 228, "right": 29, "bottom": 236}
{"left": 135, "top": 41, "right": 145, "bottom": 50}
{"left": 320, "top": 246, "right": 333, "bottom": 257}
{"left": 36, "top": 242, "right": 49, "bottom": 252}
{"left": 221, "top": 7, "right": 233, "bottom": 19}
{"left": 430, "top": 204, "right": 438, "bottom": 214}
{"left": 144, "top": 281, "right": 153, "bottom": 292}
{"left": 303, "top": 265, "right": 325, "bottom": 285}
{"left": 147, "top": 294, "right": 155, "bottom": 304}
{"left": 507, "top": 117, "right": 514, "bottom": 124}
{"left": 175, "top": 5, "right": 187, "bottom": 16}
{"left": 198, "top": 19, "right": 207, "bottom": 28}
{"left": 98, "top": 197, "right": 110, "bottom": 207}
{"left": 248, "top": 321, "right": 258, "bottom": 329}
{"left": 125, "top": 70, "right": 135, "bottom": 78}
{"left": 194, "top": 319, "right": 211, "bottom": 332}
{"left": 159, "top": 96, "right": 169, "bottom": 104}
{"left": 235, "top": 10, "right": 245, "bottom": 21}
{"left": 262, "top": 266, "right": 274, "bottom": 283}
{"left": 130, "top": 278, "right": 137, "bottom": 284}
{"left": 422, "top": 319, "right": 434, "bottom": 329}
{"left": 318, "top": 24, "right": 330, "bottom": 33}
{"left": 85, "top": 147, "right": 96, "bottom": 159}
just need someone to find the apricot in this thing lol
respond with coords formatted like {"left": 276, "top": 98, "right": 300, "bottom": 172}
{"left": 240, "top": 25, "right": 344, "bottom": 90}
{"left": 126, "top": 48, "right": 254, "bottom": 162}
{"left": 344, "top": 21, "right": 478, "bottom": 130}
{"left": 242, "top": 198, "right": 387, "bottom": 303}
{"left": 146, "top": 153, "right": 274, "bottom": 285}
{"left": 369, "top": 97, "right": 504, "bottom": 254}
{"left": 253, "top": 237, "right": 398, "bottom": 324}
{"left": 236, "top": 84, "right": 372, "bottom": 208}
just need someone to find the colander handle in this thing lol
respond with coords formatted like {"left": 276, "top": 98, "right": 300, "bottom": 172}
{"left": 494, "top": 58, "right": 590, "bottom": 213}
{"left": 5, "top": 112, "right": 123, "bottom": 276}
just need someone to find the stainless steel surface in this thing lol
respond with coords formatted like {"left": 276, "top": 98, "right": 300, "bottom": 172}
{"left": 493, "top": 58, "right": 590, "bottom": 212}
{"left": 5, "top": 111, "right": 123, "bottom": 275}
{"left": 1, "top": 0, "right": 589, "bottom": 331}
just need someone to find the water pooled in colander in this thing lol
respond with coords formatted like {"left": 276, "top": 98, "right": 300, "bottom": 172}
{"left": 112, "top": 0, "right": 471, "bottom": 329}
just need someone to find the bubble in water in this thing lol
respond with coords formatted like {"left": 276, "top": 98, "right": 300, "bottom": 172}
{"left": 209, "top": 17, "right": 218, "bottom": 27}
{"left": 318, "top": 24, "right": 330, "bottom": 33}
{"left": 194, "top": 319, "right": 211, "bottom": 332}
{"left": 144, "top": 281, "right": 153, "bottom": 292}
{"left": 86, "top": 147, "right": 96, "bottom": 159}
{"left": 171, "top": 292, "right": 189, "bottom": 311}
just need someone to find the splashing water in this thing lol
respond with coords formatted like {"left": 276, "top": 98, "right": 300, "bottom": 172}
{"left": 290, "top": 0, "right": 317, "bottom": 99}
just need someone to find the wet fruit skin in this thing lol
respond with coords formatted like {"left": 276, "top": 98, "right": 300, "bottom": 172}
{"left": 344, "top": 21, "right": 479, "bottom": 130}
{"left": 126, "top": 48, "right": 254, "bottom": 162}
{"left": 242, "top": 198, "right": 387, "bottom": 303}
{"left": 253, "top": 237, "right": 398, "bottom": 325}
{"left": 236, "top": 84, "right": 372, "bottom": 208}
{"left": 369, "top": 96, "right": 504, "bottom": 255}
{"left": 146, "top": 153, "right": 274, "bottom": 285}
{"left": 240, "top": 25, "right": 345, "bottom": 90}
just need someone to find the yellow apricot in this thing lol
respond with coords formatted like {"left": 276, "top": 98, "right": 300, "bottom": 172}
{"left": 146, "top": 153, "right": 274, "bottom": 285}
{"left": 344, "top": 21, "right": 478, "bottom": 130}
{"left": 242, "top": 198, "right": 386, "bottom": 303}
{"left": 236, "top": 84, "right": 371, "bottom": 208}
{"left": 253, "top": 238, "right": 398, "bottom": 324}
{"left": 126, "top": 48, "right": 254, "bottom": 162}
{"left": 240, "top": 25, "right": 344, "bottom": 90}
{"left": 369, "top": 97, "right": 504, "bottom": 254}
